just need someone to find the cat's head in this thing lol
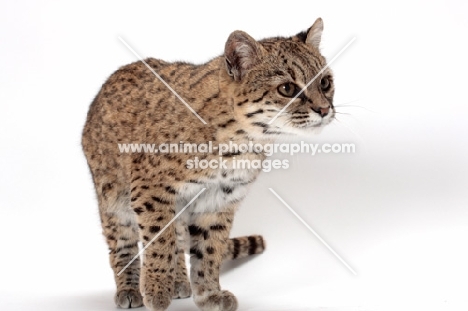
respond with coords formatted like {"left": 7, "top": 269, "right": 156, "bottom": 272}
{"left": 224, "top": 18, "right": 334, "bottom": 139}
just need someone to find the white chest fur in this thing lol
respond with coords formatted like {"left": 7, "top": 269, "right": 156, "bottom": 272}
{"left": 176, "top": 167, "right": 261, "bottom": 213}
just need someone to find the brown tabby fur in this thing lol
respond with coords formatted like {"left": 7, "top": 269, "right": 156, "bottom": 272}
{"left": 82, "top": 18, "right": 334, "bottom": 311}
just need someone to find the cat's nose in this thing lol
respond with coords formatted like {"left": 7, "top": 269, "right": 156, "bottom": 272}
{"left": 320, "top": 107, "right": 330, "bottom": 117}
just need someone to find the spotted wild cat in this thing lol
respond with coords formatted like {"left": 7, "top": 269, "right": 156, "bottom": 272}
{"left": 82, "top": 18, "right": 334, "bottom": 311}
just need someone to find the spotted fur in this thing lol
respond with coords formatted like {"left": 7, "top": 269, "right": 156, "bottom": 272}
{"left": 82, "top": 18, "right": 334, "bottom": 311}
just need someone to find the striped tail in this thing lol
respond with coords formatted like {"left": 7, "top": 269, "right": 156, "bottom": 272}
{"left": 223, "top": 235, "right": 265, "bottom": 260}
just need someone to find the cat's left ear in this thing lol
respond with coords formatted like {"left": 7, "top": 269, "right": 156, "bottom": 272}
{"left": 295, "top": 18, "right": 324, "bottom": 49}
{"left": 224, "top": 30, "right": 262, "bottom": 81}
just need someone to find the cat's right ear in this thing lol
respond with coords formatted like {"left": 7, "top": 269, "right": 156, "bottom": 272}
{"left": 224, "top": 31, "right": 261, "bottom": 81}
{"left": 294, "top": 18, "right": 324, "bottom": 49}
{"left": 305, "top": 18, "right": 324, "bottom": 49}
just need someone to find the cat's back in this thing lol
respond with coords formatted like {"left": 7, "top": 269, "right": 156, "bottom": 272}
{"left": 82, "top": 57, "right": 217, "bottom": 156}
{"left": 84, "top": 58, "right": 194, "bottom": 128}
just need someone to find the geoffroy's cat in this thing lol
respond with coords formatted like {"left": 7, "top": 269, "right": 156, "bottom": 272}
{"left": 82, "top": 17, "right": 334, "bottom": 311}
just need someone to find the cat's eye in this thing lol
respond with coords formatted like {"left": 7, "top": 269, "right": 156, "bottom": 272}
{"left": 277, "top": 83, "right": 298, "bottom": 97}
{"left": 320, "top": 77, "right": 331, "bottom": 91}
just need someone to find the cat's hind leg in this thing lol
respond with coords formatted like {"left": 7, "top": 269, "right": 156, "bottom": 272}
{"left": 129, "top": 159, "right": 179, "bottom": 311}
{"left": 173, "top": 219, "right": 192, "bottom": 299}
{"left": 99, "top": 188, "right": 143, "bottom": 309}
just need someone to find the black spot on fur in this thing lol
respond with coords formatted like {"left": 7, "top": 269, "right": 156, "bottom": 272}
{"left": 152, "top": 196, "right": 171, "bottom": 205}
{"left": 218, "top": 119, "right": 236, "bottom": 128}
{"left": 222, "top": 186, "right": 233, "bottom": 194}
{"left": 133, "top": 207, "right": 144, "bottom": 215}
{"left": 245, "top": 109, "right": 264, "bottom": 118}
{"left": 144, "top": 202, "right": 155, "bottom": 212}
{"left": 190, "top": 247, "right": 203, "bottom": 259}
{"left": 236, "top": 98, "right": 248, "bottom": 106}
{"left": 102, "top": 183, "right": 112, "bottom": 194}
{"left": 188, "top": 225, "right": 204, "bottom": 236}
{"left": 149, "top": 226, "right": 161, "bottom": 233}
{"left": 252, "top": 122, "right": 268, "bottom": 128}
{"left": 252, "top": 90, "right": 269, "bottom": 103}
{"left": 165, "top": 186, "right": 177, "bottom": 194}
{"left": 221, "top": 151, "right": 241, "bottom": 157}
{"left": 210, "top": 224, "right": 226, "bottom": 231}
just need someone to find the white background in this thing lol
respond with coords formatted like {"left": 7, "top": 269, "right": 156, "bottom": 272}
{"left": 1, "top": 1, "right": 468, "bottom": 310}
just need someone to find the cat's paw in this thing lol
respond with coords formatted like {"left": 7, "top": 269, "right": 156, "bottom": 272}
{"left": 114, "top": 288, "right": 143, "bottom": 308}
{"left": 173, "top": 280, "right": 192, "bottom": 299}
{"left": 143, "top": 290, "right": 172, "bottom": 311}
{"left": 194, "top": 290, "right": 238, "bottom": 311}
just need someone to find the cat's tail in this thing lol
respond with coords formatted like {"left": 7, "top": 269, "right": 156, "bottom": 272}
{"left": 223, "top": 235, "right": 265, "bottom": 260}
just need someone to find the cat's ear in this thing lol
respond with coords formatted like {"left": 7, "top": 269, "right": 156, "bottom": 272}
{"left": 224, "top": 31, "right": 261, "bottom": 81}
{"left": 305, "top": 18, "right": 324, "bottom": 49}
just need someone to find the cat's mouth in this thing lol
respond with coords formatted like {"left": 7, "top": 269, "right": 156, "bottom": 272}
{"left": 248, "top": 108, "right": 334, "bottom": 139}
{"left": 259, "top": 112, "right": 333, "bottom": 137}
{"left": 290, "top": 109, "right": 334, "bottom": 129}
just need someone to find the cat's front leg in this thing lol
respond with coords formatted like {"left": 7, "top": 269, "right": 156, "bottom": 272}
{"left": 189, "top": 209, "right": 238, "bottom": 311}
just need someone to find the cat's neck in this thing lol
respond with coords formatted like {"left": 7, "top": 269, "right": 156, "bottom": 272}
{"left": 177, "top": 57, "right": 274, "bottom": 146}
